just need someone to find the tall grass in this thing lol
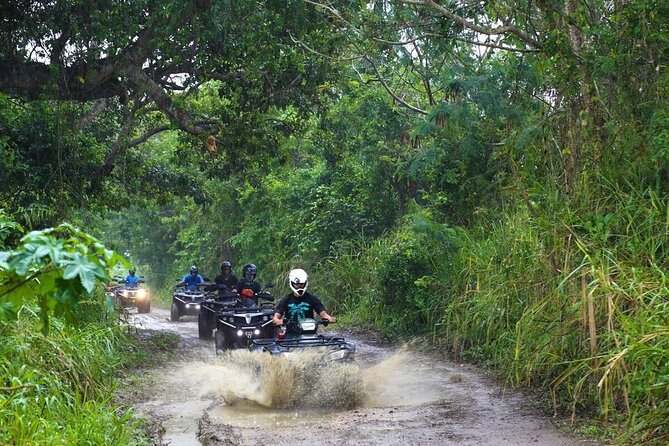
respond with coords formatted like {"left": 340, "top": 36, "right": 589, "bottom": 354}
{"left": 320, "top": 177, "right": 669, "bottom": 444}
{"left": 0, "top": 312, "right": 147, "bottom": 445}
{"left": 438, "top": 180, "right": 669, "bottom": 443}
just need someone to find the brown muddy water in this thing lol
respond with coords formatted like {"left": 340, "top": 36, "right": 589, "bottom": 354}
{"left": 128, "top": 308, "right": 602, "bottom": 446}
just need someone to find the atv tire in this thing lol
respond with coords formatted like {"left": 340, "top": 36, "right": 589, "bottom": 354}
{"left": 198, "top": 312, "right": 214, "bottom": 340}
{"left": 215, "top": 329, "right": 229, "bottom": 350}
{"left": 138, "top": 300, "right": 151, "bottom": 314}
{"left": 170, "top": 302, "right": 180, "bottom": 322}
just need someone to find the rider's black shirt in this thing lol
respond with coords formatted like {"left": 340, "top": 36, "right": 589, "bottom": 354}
{"left": 274, "top": 292, "right": 326, "bottom": 323}
{"left": 214, "top": 273, "right": 238, "bottom": 291}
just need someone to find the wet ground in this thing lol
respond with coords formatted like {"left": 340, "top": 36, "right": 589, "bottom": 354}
{"left": 127, "top": 308, "right": 601, "bottom": 446}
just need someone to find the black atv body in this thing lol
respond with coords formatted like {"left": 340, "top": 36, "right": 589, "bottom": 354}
{"left": 249, "top": 319, "right": 356, "bottom": 361}
{"left": 198, "top": 287, "right": 239, "bottom": 340}
{"left": 171, "top": 284, "right": 211, "bottom": 322}
{"left": 212, "top": 286, "right": 276, "bottom": 350}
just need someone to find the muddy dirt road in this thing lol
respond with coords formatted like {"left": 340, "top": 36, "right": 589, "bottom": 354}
{"left": 128, "top": 308, "right": 600, "bottom": 446}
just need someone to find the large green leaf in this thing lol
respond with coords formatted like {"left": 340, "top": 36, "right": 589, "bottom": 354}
{"left": 62, "top": 253, "right": 107, "bottom": 294}
{"left": 8, "top": 244, "right": 48, "bottom": 275}
{"left": 0, "top": 250, "right": 9, "bottom": 269}
{"left": 0, "top": 299, "right": 17, "bottom": 320}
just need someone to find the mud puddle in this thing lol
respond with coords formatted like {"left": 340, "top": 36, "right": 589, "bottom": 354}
{"left": 129, "top": 308, "right": 600, "bottom": 446}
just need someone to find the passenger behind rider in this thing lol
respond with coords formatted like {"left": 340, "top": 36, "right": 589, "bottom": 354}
{"left": 178, "top": 265, "right": 204, "bottom": 291}
{"left": 236, "top": 263, "right": 261, "bottom": 307}
{"left": 272, "top": 268, "right": 336, "bottom": 334}
{"left": 124, "top": 268, "right": 140, "bottom": 287}
{"left": 214, "top": 260, "right": 238, "bottom": 296}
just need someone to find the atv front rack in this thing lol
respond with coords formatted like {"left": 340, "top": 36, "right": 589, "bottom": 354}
{"left": 251, "top": 335, "right": 353, "bottom": 352}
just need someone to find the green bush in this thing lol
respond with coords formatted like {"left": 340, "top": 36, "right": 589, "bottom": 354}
{"left": 0, "top": 316, "right": 147, "bottom": 445}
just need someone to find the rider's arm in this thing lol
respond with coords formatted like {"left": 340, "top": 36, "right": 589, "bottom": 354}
{"left": 272, "top": 296, "right": 287, "bottom": 325}
{"left": 318, "top": 310, "right": 336, "bottom": 323}
{"left": 313, "top": 295, "right": 335, "bottom": 322}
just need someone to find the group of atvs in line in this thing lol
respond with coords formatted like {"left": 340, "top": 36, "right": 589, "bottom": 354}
{"left": 106, "top": 277, "right": 355, "bottom": 361}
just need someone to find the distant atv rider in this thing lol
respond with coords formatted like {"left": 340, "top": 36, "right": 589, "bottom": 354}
{"left": 272, "top": 268, "right": 336, "bottom": 333}
{"left": 124, "top": 269, "right": 140, "bottom": 287}
{"left": 178, "top": 265, "right": 204, "bottom": 291}
{"left": 214, "top": 260, "right": 237, "bottom": 295}
{"left": 236, "top": 263, "right": 261, "bottom": 307}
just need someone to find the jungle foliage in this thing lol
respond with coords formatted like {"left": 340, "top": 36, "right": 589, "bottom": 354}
{"left": 2, "top": 0, "right": 669, "bottom": 444}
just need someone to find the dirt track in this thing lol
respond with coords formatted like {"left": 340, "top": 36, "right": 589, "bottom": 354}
{"left": 127, "top": 308, "right": 600, "bottom": 446}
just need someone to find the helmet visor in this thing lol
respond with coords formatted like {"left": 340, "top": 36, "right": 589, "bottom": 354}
{"left": 291, "top": 281, "right": 306, "bottom": 290}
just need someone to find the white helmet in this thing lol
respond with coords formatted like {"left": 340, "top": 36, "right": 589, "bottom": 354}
{"left": 288, "top": 268, "right": 308, "bottom": 296}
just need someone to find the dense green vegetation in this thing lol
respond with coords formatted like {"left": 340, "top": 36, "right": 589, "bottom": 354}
{"left": 2, "top": 0, "right": 669, "bottom": 444}
{"left": 0, "top": 216, "right": 151, "bottom": 444}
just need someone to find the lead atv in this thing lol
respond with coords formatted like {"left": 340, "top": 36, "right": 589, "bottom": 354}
{"left": 212, "top": 284, "right": 277, "bottom": 351}
{"left": 170, "top": 282, "right": 212, "bottom": 322}
{"left": 249, "top": 318, "right": 356, "bottom": 362}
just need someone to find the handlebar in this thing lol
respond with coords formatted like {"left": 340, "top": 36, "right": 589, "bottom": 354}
{"left": 274, "top": 317, "right": 334, "bottom": 327}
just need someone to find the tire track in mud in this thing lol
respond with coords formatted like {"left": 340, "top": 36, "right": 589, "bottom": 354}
{"left": 128, "top": 308, "right": 600, "bottom": 446}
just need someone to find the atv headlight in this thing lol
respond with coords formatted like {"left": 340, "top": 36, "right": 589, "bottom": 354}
{"left": 136, "top": 289, "right": 147, "bottom": 298}
{"left": 329, "top": 350, "right": 348, "bottom": 361}
{"left": 237, "top": 330, "right": 244, "bottom": 337}
{"left": 299, "top": 320, "right": 316, "bottom": 331}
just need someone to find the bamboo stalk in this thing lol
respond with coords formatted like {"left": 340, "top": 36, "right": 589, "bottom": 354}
{"left": 581, "top": 267, "right": 587, "bottom": 328}
{"left": 585, "top": 268, "right": 598, "bottom": 360}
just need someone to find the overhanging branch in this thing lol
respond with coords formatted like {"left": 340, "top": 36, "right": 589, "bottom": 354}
{"left": 398, "top": 0, "right": 542, "bottom": 49}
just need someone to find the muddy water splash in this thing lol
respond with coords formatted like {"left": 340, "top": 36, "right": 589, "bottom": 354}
{"left": 215, "top": 349, "right": 365, "bottom": 410}
{"left": 133, "top": 310, "right": 593, "bottom": 446}
{"left": 210, "top": 346, "right": 450, "bottom": 412}
{"left": 361, "top": 347, "right": 453, "bottom": 407}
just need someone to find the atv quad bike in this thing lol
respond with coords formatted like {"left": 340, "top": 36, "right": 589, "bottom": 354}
{"left": 197, "top": 285, "right": 238, "bottom": 340}
{"left": 249, "top": 318, "right": 356, "bottom": 362}
{"left": 170, "top": 282, "right": 212, "bottom": 322}
{"left": 212, "top": 284, "right": 277, "bottom": 350}
{"left": 113, "top": 277, "right": 150, "bottom": 313}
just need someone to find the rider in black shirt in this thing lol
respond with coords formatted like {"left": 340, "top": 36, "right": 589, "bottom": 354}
{"left": 273, "top": 268, "right": 335, "bottom": 333}
{"left": 236, "top": 263, "right": 262, "bottom": 307}
{"left": 214, "top": 260, "right": 237, "bottom": 297}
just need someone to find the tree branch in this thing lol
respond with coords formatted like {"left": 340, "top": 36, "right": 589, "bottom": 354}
{"left": 397, "top": 0, "right": 542, "bottom": 49}
{"left": 119, "top": 63, "right": 209, "bottom": 136}
{"left": 0, "top": 0, "right": 213, "bottom": 101}
{"left": 360, "top": 50, "right": 427, "bottom": 115}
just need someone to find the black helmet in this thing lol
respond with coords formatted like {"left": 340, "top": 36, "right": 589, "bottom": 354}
{"left": 129, "top": 268, "right": 136, "bottom": 275}
{"left": 242, "top": 263, "right": 257, "bottom": 281}
{"left": 190, "top": 265, "right": 198, "bottom": 274}
{"left": 220, "top": 260, "right": 232, "bottom": 271}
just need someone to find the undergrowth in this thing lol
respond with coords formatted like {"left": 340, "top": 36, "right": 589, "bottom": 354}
{"left": 0, "top": 311, "right": 150, "bottom": 445}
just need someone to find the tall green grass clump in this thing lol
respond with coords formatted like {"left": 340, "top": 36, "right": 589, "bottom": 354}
{"left": 435, "top": 177, "right": 669, "bottom": 444}
{"left": 0, "top": 215, "right": 148, "bottom": 444}
{"left": 0, "top": 313, "right": 147, "bottom": 445}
